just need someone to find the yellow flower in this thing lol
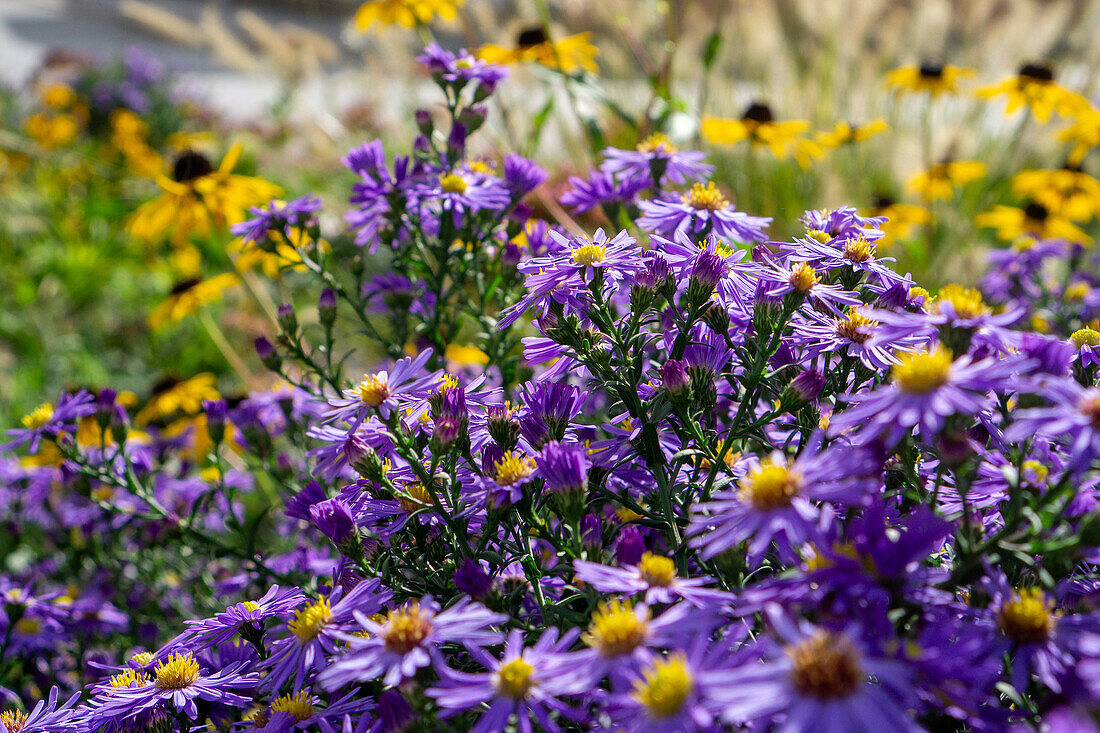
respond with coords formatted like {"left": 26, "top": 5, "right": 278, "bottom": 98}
{"left": 354, "top": 0, "right": 463, "bottom": 31}
{"left": 976, "top": 202, "right": 1090, "bottom": 244}
{"left": 816, "top": 119, "right": 889, "bottom": 148}
{"left": 24, "top": 113, "right": 79, "bottom": 148}
{"left": 127, "top": 145, "right": 282, "bottom": 246}
{"left": 110, "top": 110, "right": 165, "bottom": 178}
{"left": 40, "top": 83, "right": 76, "bottom": 110}
{"left": 148, "top": 273, "right": 240, "bottom": 330}
{"left": 886, "top": 63, "right": 974, "bottom": 96}
{"left": 975, "top": 64, "right": 1089, "bottom": 123}
{"left": 444, "top": 343, "right": 490, "bottom": 366}
{"left": 135, "top": 373, "right": 221, "bottom": 426}
{"left": 479, "top": 29, "right": 598, "bottom": 74}
{"left": 1058, "top": 107, "right": 1100, "bottom": 165}
{"left": 1012, "top": 167, "right": 1100, "bottom": 223}
{"left": 702, "top": 103, "right": 822, "bottom": 167}
{"left": 865, "top": 196, "right": 931, "bottom": 248}
{"left": 231, "top": 224, "right": 322, "bottom": 279}
{"left": 907, "top": 160, "right": 986, "bottom": 201}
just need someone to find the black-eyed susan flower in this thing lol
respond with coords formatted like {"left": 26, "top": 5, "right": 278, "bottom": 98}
{"left": 975, "top": 63, "right": 1089, "bottom": 123}
{"left": 24, "top": 113, "right": 79, "bottom": 148}
{"left": 1012, "top": 166, "right": 1100, "bottom": 223}
{"left": 135, "top": 373, "right": 221, "bottom": 426}
{"left": 354, "top": 0, "right": 463, "bottom": 31}
{"left": 816, "top": 119, "right": 889, "bottom": 149}
{"left": 701, "top": 103, "right": 823, "bottom": 167}
{"left": 1058, "top": 107, "right": 1100, "bottom": 165}
{"left": 865, "top": 195, "right": 932, "bottom": 248}
{"left": 886, "top": 63, "right": 974, "bottom": 96}
{"left": 478, "top": 28, "right": 599, "bottom": 74}
{"left": 976, "top": 201, "right": 1089, "bottom": 243}
{"left": 148, "top": 273, "right": 240, "bottom": 330}
{"left": 907, "top": 160, "right": 986, "bottom": 201}
{"left": 127, "top": 145, "right": 281, "bottom": 246}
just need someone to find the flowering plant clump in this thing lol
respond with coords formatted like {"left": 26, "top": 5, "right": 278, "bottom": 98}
{"left": 10, "top": 43, "right": 1100, "bottom": 733}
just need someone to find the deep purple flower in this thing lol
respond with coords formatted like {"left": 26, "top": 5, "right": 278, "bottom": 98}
{"left": 638, "top": 184, "right": 771, "bottom": 242}
{"left": 310, "top": 498, "right": 357, "bottom": 546}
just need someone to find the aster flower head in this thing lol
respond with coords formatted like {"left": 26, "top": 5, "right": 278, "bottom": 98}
{"left": 831, "top": 344, "right": 1023, "bottom": 445}
{"left": 417, "top": 42, "right": 507, "bottom": 89}
{"left": 712, "top": 608, "right": 921, "bottom": 732}
{"left": 6, "top": 390, "right": 96, "bottom": 452}
{"left": 600, "top": 133, "right": 714, "bottom": 187}
{"left": 416, "top": 170, "right": 512, "bottom": 229}
{"left": 428, "top": 628, "right": 589, "bottom": 732}
{"left": 638, "top": 183, "right": 772, "bottom": 243}
{"left": 320, "top": 596, "right": 506, "bottom": 688}
{"left": 169, "top": 584, "right": 306, "bottom": 651}
{"left": 326, "top": 349, "right": 442, "bottom": 423}
{"left": 1005, "top": 377, "right": 1100, "bottom": 472}
{"left": 560, "top": 167, "right": 649, "bottom": 214}
{"left": 574, "top": 552, "right": 732, "bottom": 608}
{"left": 518, "top": 381, "right": 587, "bottom": 449}
{"left": 689, "top": 443, "right": 876, "bottom": 566}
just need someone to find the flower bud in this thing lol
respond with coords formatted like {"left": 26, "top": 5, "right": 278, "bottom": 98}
{"left": 615, "top": 525, "right": 645, "bottom": 566}
{"left": 454, "top": 558, "right": 492, "bottom": 600}
{"left": 277, "top": 303, "right": 297, "bottom": 334}
{"left": 203, "top": 399, "right": 228, "bottom": 445}
{"left": 660, "top": 359, "right": 689, "bottom": 395}
{"left": 309, "top": 497, "right": 357, "bottom": 548}
{"left": 487, "top": 404, "right": 520, "bottom": 451}
{"left": 415, "top": 109, "right": 433, "bottom": 137}
{"left": 318, "top": 288, "right": 337, "bottom": 329}
{"left": 254, "top": 336, "right": 280, "bottom": 371}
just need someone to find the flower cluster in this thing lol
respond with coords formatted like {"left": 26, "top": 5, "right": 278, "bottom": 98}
{"left": 10, "top": 44, "right": 1100, "bottom": 733}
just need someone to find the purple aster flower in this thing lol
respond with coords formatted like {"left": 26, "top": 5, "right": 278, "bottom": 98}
{"left": 800, "top": 206, "right": 886, "bottom": 241}
{"left": 0, "top": 687, "right": 84, "bottom": 733}
{"left": 560, "top": 168, "right": 648, "bottom": 214}
{"left": 637, "top": 183, "right": 771, "bottom": 242}
{"left": 688, "top": 443, "right": 877, "bottom": 566}
{"left": 520, "top": 228, "right": 645, "bottom": 294}
{"left": 1005, "top": 377, "right": 1100, "bottom": 472}
{"left": 87, "top": 653, "right": 257, "bottom": 726}
{"left": 310, "top": 497, "right": 358, "bottom": 546}
{"left": 711, "top": 609, "right": 921, "bottom": 733}
{"left": 476, "top": 447, "right": 539, "bottom": 508}
{"left": 574, "top": 552, "right": 732, "bottom": 608}
{"left": 652, "top": 230, "right": 760, "bottom": 305}
{"left": 518, "top": 381, "right": 587, "bottom": 450}
{"left": 326, "top": 349, "right": 442, "bottom": 424}
{"left": 319, "top": 596, "right": 506, "bottom": 688}
{"left": 416, "top": 171, "right": 511, "bottom": 229}
{"left": 536, "top": 440, "right": 589, "bottom": 498}
{"left": 231, "top": 194, "right": 323, "bottom": 245}
{"left": 600, "top": 135, "right": 714, "bottom": 187}
{"left": 831, "top": 344, "right": 1023, "bottom": 445}
{"left": 263, "top": 579, "right": 391, "bottom": 693}
{"left": 503, "top": 153, "right": 547, "bottom": 197}
{"left": 977, "top": 568, "right": 1100, "bottom": 694}
{"left": 758, "top": 257, "right": 862, "bottom": 312}
{"left": 791, "top": 307, "right": 922, "bottom": 370}
{"left": 428, "top": 628, "right": 588, "bottom": 732}
{"left": 417, "top": 42, "right": 507, "bottom": 88}
{"left": 5, "top": 391, "right": 96, "bottom": 452}
{"left": 168, "top": 585, "right": 306, "bottom": 651}
{"left": 454, "top": 558, "right": 493, "bottom": 600}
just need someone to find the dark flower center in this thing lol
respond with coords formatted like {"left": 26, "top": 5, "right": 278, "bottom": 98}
{"left": 872, "top": 194, "right": 896, "bottom": 209}
{"left": 787, "top": 632, "right": 863, "bottom": 700}
{"left": 172, "top": 151, "right": 214, "bottom": 183}
{"left": 742, "top": 102, "right": 774, "bottom": 124}
{"left": 919, "top": 62, "right": 945, "bottom": 79}
{"left": 516, "top": 27, "right": 548, "bottom": 48}
{"left": 1018, "top": 63, "right": 1053, "bottom": 82}
{"left": 1023, "top": 201, "right": 1049, "bottom": 223}
{"left": 151, "top": 375, "right": 182, "bottom": 394}
{"left": 170, "top": 278, "right": 202, "bottom": 295}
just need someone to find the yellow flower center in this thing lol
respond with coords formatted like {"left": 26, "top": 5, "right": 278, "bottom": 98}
{"left": 998, "top": 588, "right": 1055, "bottom": 643}
{"left": 739, "top": 461, "right": 803, "bottom": 510}
{"left": 382, "top": 603, "right": 434, "bottom": 653}
{"left": 632, "top": 654, "right": 694, "bottom": 719}
{"left": 14, "top": 618, "right": 39, "bottom": 635}
{"left": 131, "top": 651, "right": 153, "bottom": 666}
{"left": 21, "top": 403, "right": 54, "bottom": 429}
{"left": 583, "top": 599, "right": 649, "bottom": 657}
{"left": 935, "top": 284, "right": 989, "bottom": 319}
{"left": 571, "top": 243, "right": 607, "bottom": 266}
{"left": 1, "top": 711, "right": 28, "bottom": 733}
{"left": 909, "top": 286, "right": 930, "bottom": 302}
{"left": 891, "top": 346, "right": 953, "bottom": 394}
{"left": 788, "top": 263, "right": 819, "bottom": 293}
{"left": 495, "top": 658, "right": 536, "bottom": 699}
{"left": 1072, "top": 328, "right": 1100, "bottom": 348}
{"left": 1021, "top": 459, "right": 1049, "bottom": 486}
{"left": 272, "top": 690, "right": 316, "bottom": 721}
{"left": 1066, "top": 281, "right": 1091, "bottom": 301}
{"left": 787, "top": 632, "right": 863, "bottom": 699}
{"left": 439, "top": 173, "right": 468, "bottom": 194}
{"left": 494, "top": 452, "right": 536, "bottom": 486}
{"left": 354, "top": 373, "right": 391, "bottom": 407}
{"left": 806, "top": 229, "right": 831, "bottom": 243}
{"left": 842, "top": 236, "right": 873, "bottom": 263}
{"left": 835, "top": 310, "right": 876, "bottom": 344}
{"left": 398, "top": 482, "right": 433, "bottom": 512}
{"left": 636, "top": 552, "right": 676, "bottom": 587}
{"left": 681, "top": 182, "right": 729, "bottom": 211}
{"left": 110, "top": 668, "right": 149, "bottom": 688}
{"left": 154, "top": 653, "right": 200, "bottom": 690}
{"left": 288, "top": 598, "right": 332, "bottom": 642}
{"left": 242, "top": 600, "right": 260, "bottom": 613}
{"left": 637, "top": 132, "right": 676, "bottom": 153}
